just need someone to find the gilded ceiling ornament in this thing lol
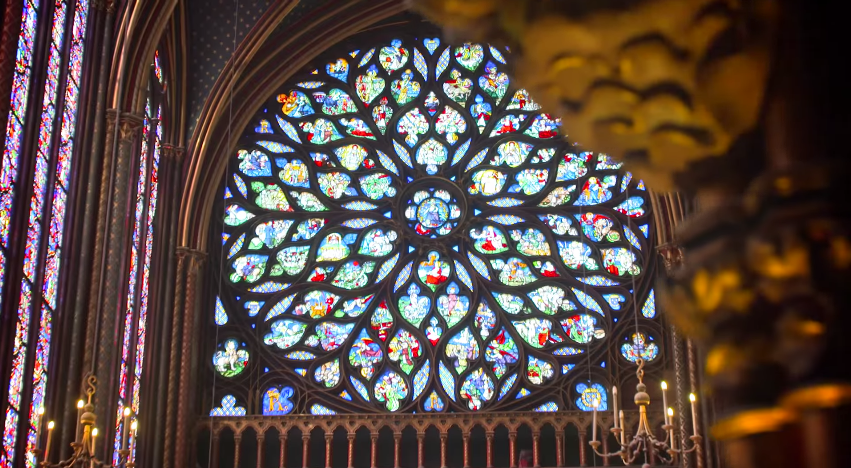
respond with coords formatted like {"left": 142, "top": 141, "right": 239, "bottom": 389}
{"left": 414, "top": 0, "right": 779, "bottom": 190}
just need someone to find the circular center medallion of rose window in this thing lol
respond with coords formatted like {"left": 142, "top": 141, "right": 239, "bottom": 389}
{"left": 402, "top": 184, "right": 464, "bottom": 238}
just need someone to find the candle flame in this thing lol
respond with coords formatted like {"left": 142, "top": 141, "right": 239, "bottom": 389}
{"left": 689, "top": 393, "right": 696, "bottom": 402}
{"left": 667, "top": 407, "right": 674, "bottom": 416}
{"left": 47, "top": 421, "right": 55, "bottom": 430}
{"left": 77, "top": 400, "right": 84, "bottom": 409}
{"left": 37, "top": 406, "right": 45, "bottom": 415}
{"left": 661, "top": 381, "right": 668, "bottom": 390}
{"left": 92, "top": 428, "right": 98, "bottom": 438}
{"left": 131, "top": 421, "right": 138, "bottom": 432}
{"left": 123, "top": 407, "right": 132, "bottom": 417}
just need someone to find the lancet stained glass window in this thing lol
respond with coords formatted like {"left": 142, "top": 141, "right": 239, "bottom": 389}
{"left": 2, "top": 1, "right": 90, "bottom": 466}
{"left": 113, "top": 55, "right": 164, "bottom": 461}
{"left": 212, "top": 34, "right": 657, "bottom": 414}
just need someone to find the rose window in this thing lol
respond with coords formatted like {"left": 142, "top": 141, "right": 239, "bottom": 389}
{"left": 213, "top": 34, "right": 660, "bottom": 415}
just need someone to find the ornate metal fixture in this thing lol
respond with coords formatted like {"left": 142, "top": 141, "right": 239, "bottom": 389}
{"left": 589, "top": 359, "right": 701, "bottom": 467}
{"left": 32, "top": 375, "right": 137, "bottom": 468}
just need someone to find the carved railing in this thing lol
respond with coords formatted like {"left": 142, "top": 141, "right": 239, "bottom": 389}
{"left": 197, "top": 411, "right": 668, "bottom": 468}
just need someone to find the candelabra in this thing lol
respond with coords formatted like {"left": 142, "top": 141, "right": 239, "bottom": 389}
{"left": 31, "top": 375, "right": 138, "bottom": 468}
{"left": 588, "top": 359, "right": 702, "bottom": 467}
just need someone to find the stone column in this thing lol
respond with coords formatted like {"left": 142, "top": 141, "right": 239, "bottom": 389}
{"left": 279, "top": 434, "right": 287, "bottom": 468}
{"left": 509, "top": 432, "right": 517, "bottom": 468}
{"left": 348, "top": 433, "right": 355, "bottom": 468}
{"left": 257, "top": 434, "right": 265, "bottom": 468}
{"left": 325, "top": 433, "right": 332, "bottom": 468}
{"left": 370, "top": 433, "right": 378, "bottom": 468}
{"left": 486, "top": 432, "right": 494, "bottom": 468}
{"left": 440, "top": 433, "right": 447, "bottom": 468}
{"left": 556, "top": 432, "right": 564, "bottom": 467}
{"left": 532, "top": 431, "right": 540, "bottom": 468}
{"left": 417, "top": 432, "right": 425, "bottom": 468}
{"left": 463, "top": 433, "right": 470, "bottom": 468}
{"left": 302, "top": 433, "right": 310, "bottom": 468}
{"left": 578, "top": 431, "right": 587, "bottom": 467}
{"left": 173, "top": 248, "right": 206, "bottom": 468}
{"left": 89, "top": 110, "right": 144, "bottom": 460}
{"left": 233, "top": 434, "right": 242, "bottom": 468}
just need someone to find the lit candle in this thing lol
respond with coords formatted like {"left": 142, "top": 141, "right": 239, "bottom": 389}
{"left": 661, "top": 381, "right": 669, "bottom": 424}
{"left": 130, "top": 421, "right": 138, "bottom": 461}
{"left": 35, "top": 406, "right": 45, "bottom": 448}
{"left": 91, "top": 428, "right": 98, "bottom": 453}
{"left": 122, "top": 407, "right": 131, "bottom": 450}
{"left": 619, "top": 410, "right": 626, "bottom": 444}
{"left": 45, "top": 421, "right": 55, "bottom": 461}
{"left": 592, "top": 400, "right": 598, "bottom": 442}
{"left": 689, "top": 394, "right": 699, "bottom": 435}
{"left": 76, "top": 400, "right": 84, "bottom": 440}
{"left": 667, "top": 408, "right": 676, "bottom": 450}
{"left": 612, "top": 386, "right": 619, "bottom": 429}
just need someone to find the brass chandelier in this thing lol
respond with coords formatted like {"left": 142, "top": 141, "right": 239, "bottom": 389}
{"left": 588, "top": 359, "right": 702, "bottom": 466}
{"left": 32, "top": 375, "right": 137, "bottom": 468}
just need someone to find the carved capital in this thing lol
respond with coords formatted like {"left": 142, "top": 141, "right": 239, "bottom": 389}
{"left": 176, "top": 246, "right": 208, "bottom": 269}
{"left": 657, "top": 243, "right": 685, "bottom": 272}
{"left": 106, "top": 109, "right": 145, "bottom": 142}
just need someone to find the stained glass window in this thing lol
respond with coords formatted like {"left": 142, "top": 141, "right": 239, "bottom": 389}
{"left": 212, "top": 34, "right": 657, "bottom": 414}
{"left": 2, "top": 1, "right": 90, "bottom": 466}
{"left": 113, "top": 54, "right": 164, "bottom": 461}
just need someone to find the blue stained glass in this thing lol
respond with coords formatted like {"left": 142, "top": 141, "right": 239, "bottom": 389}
{"left": 424, "top": 391, "right": 444, "bottom": 411}
{"left": 595, "top": 154, "right": 622, "bottom": 170}
{"left": 571, "top": 288, "right": 604, "bottom": 316}
{"left": 376, "top": 253, "right": 400, "bottom": 283}
{"left": 215, "top": 297, "right": 228, "bottom": 325}
{"left": 265, "top": 294, "right": 296, "bottom": 321}
{"left": 435, "top": 47, "right": 451, "bottom": 80}
{"left": 297, "top": 81, "right": 325, "bottom": 89}
{"left": 466, "top": 252, "right": 491, "bottom": 280}
{"left": 233, "top": 174, "right": 248, "bottom": 198}
{"left": 210, "top": 395, "right": 246, "bottom": 416}
{"left": 224, "top": 188, "right": 233, "bottom": 199}
{"left": 286, "top": 351, "right": 316, "bottom": 360}
{"left": 394, "top": 261, "right": 413, "bottom": 292}
{"left": 498, "top": 373, "right": 517, "bottom": 400}
{"left": 342, "top": 201, "right": 379, "bottom": 210}
{"left": 275, "top": 116, "right": 302, "bottom": 143}
{"left": 642, "top": 289, "right": 656, "bottom": 318}
{"left": 639, "top": 224, "right": 649, "bottom": 238}
{"left": 487, "top": 215, "right": 525, "bottom": 225}
{"left": 576, "top": 382, "right": 608, "bottom": 411}
{"left": 624, "top": 226, "right": 641, "bottom": 251}
{"left": 577, "top": 276, "right": 620, "bottom": 286}
{"left": 487, "top": 198, "right": 524, "bottom": 208}
{"left": 342, "top": 218, "right": 378, "bottom": 229}
{"left": 358, "top": 48, "right": 375, "bottom": 67}
{"left": 262, "top": 387, "right": 295, "bottom": 415}
{"left": 516, "top": 388, "right": 531, "bottom": 399}
{"left": 249, "top": 282, "right": 290, "bottom": 293}
{"left": 392, "top": 140, "right": 414, "bottom": 168}
{"left": 534, "top": 401, "right": 559, "bottom": 412}
{"left": 423, "top": 38, "right": 440, "bottom": 55}
{"left": 376, "top": 150, "right": 399, "bottom": 175}
{"left": 453, "top": 260, "right": 474, "bottom": 292}
{"left": 228, "top": 234, "right": 245, "bottom": 259}
{"left": 256, "top": 119, "right": 272, "bottom": 133}
{"left": 637, "top": 180, "right": 646, "bottom": 190}
{"left": 464, "top": 148, "right": 489, "bottom": 172}
{"left": 562, "top": 364, "right": 576, "bottom": 374}
{"left": 620, "top": 172, "right": 633, "bottom": 192}
{"left": 340, "top": 390, "right": 352, "bottom": 401}
{"left": 412, "top": 360, "right": 430, "bottom": 399}
{"left": 615, "top": 197, "right": 646, "bottom": 218}
{"left": 438, "top": 361, "right": 456, "bottom": 401}
{"left": 603, "top": 294, "right": 626, "bottom": 310}
{"left": 450, "top": 139, "right": 472, "bottom": 166}
{"left": 256, "top": 141, "right": 295, "bottom": 153}
{"left": 552, "top": 347, "right": 584, "bottom": 356}
{"left": 350, "top": 376, "right": 370, "bottom": 401}
{"left": 489, "top": 45, "right": 507, "bottom": 64}
{"left": 413, "top": 48, "right": 428, "bottom": 79}
{"left": 310, "top": 404, "right": 336, "bottom": 415}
